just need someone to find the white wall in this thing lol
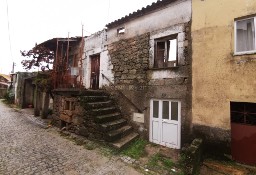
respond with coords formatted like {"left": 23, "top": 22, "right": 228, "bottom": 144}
{"left": 107, "top": 0, "right": 191, "bottom": 43}
{"left": 83, "top": 30, "right": 114, "bottom": 89}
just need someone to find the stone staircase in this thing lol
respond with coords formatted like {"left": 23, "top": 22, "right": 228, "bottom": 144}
{"left": 80, "top": 90, "right": 139, "bottom": 149}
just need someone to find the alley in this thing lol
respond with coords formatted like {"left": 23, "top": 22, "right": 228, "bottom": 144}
{"left": 0, "top": 101, "right": 141, "bottom": 175}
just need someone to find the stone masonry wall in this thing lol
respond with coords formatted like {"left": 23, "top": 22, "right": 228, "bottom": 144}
{"left": 106, "top": 23, "right": 192, "bottom": 144}
{"left": 106, "top": 33, "right": 150, "bottom": 124}
{"left": 108, "top": 33, "right": 150, "bottom": 85}
{"left": 52, "top": 92, "right": 105, "bottom": 140}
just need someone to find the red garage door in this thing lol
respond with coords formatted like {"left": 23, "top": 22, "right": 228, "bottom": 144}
{"left": 231, "top": 102, "right": 256, "bottom": 165}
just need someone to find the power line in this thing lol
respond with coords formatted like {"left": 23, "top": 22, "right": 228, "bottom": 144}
{"left": 5, "top": 0, "right": 13, "bottom": 62}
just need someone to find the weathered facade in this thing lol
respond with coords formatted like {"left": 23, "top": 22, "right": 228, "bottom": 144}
{"left": 83, "top": 0, "right": 192, "bottom": 149}
{"left": 42, "top": 37, "right": 85, "bottom": 125}
{"left": 0, "top": 74, "right": 10, "bottom": 98}
{"left": 192, "top": 0, "right": 256, "bottom": 164}
{"left": 13, "top": 72, "right": 36, "bottom": 108}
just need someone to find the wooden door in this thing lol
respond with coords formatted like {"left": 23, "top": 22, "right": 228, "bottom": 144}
{"left": 150, "top": 99, "right": 181, "bottom": 149}
{"left": 90, "top": 55, "right": 100, "bottom": 89}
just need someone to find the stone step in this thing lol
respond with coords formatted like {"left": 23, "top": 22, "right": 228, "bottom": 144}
{"left": 87, "top": 100, "right": 113, "bottom": 109}
{"left": 106, "top": 125, "right": 133, "bottom": 142}
{"left": 80, "top": 96, "right": 109, "bottom": 103}
{"left": 79, "top": 90, "right": 108, "bottom": 96}
{"left": 91, "top": 106, "right": 117, "bottom": 116}
{"left": 110, "top": 132, "right": 139, "bottom": 150}
{"left": 95, "top": 112, "right": 121, "bottom": 123}
{"left": 100, "top": 118, "right": 127, "bottom": 132}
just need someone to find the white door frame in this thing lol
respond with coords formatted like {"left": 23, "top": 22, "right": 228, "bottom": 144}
{"left": 149, "top": 99, "right": 181, "bottom": 149}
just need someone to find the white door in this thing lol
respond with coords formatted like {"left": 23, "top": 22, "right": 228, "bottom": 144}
{"left": 150, "top": 99, "right": 181, "bottom": 149}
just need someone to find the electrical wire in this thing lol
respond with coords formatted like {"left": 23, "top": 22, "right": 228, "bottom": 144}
{"left": 5, "top": 0, "right": 13, "bottom": 62}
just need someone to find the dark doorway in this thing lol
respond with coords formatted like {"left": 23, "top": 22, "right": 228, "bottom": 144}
{"left": 90, "top": 55, "right": 100, "bottom": 89}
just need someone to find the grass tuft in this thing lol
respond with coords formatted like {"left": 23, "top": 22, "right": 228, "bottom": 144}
{"left": 121, "top": 138, "right": 147, "bottom": 159}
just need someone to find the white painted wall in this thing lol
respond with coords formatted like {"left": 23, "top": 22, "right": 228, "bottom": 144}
{"left": 83, "top": 30, "right": 114, "bottom": 89}
{"left": 107, "top": 0, "right": 191, "bottom": 43}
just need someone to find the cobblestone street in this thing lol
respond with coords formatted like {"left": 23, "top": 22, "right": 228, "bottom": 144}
{"left": 0, "top": 101, "right": 141, "bottom": 175}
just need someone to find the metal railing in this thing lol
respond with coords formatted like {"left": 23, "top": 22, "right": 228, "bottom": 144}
{"left": 101, "top": 73, "right": 142, "bottom": 113}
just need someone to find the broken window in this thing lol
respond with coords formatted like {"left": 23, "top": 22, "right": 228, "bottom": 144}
{"left": 235, "top": 16, "right": 256, "bottom": 54}
{"left": 230, "top": 102, "right": 256, "bottom": 125}
{"left": 154, "top": 35, "right": 178, "bottom": 68}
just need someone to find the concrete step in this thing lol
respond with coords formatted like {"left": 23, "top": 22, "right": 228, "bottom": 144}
{"left": 95, "top": 112, "right": 121, "bottom": 123}
{"left": 100, "top": 118, "right": 127, "bottom": 132}
{"left": 80, "top": 96, "right": 109, "bottom": 103}
{"left": 106, "top": 125, "right": 133, "bottom": 142}
{"left": 110, "top": 132, "right": 139, "bottom": 150}
{"left": 87, "top": 100, "right": 113, "bottom": 109}
{"left": 91, "top": 106, "right": 117, "bottom": 116}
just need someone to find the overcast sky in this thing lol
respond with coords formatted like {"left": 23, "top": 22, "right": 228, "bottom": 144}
{"left": 0, "top": 0, "right": 158, "bottom": 74}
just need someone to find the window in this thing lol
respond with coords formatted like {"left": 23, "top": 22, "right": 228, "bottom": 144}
{"left": 154, "top": 35, "right": 178, "bottom": 68}
{"left": 235, "top": 16, "right": 256, "bottom": 54}
{"left": 231, "top": 102, "right": 256, "bottom": 125}
{"left": 152, "top": 100, "right": 179, "bottom": 121}
{"left": 117, "top": 27, "right": 125, "bottom": 35}
{"left": 64, "top": 100, "right": 75, "bottom": 111}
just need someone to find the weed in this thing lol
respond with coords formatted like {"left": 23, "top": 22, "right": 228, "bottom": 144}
{"left": 84, "top": 142, "right": 95, "bottom": 150}
{"left": 3, "top": 92, "right": 14, "bottom": 104}
{"left": 147, "top": 153, "right": 161, "bottom": 169}
{"left": 147, "top": 153, "right": 177, "bottom": 174}
{"left": 121, "top": 138, "right": 147, "bottom": 160}
{"left": 100, "top": 145, "right": 119, "bottom": 157}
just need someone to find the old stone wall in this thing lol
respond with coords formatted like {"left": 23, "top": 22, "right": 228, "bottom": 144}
{"left": 106, "top": 33, "right": 150, "bottom": 125}
{"left": 108, "top": 33, "right": 150, "bottom": 85}
{"left": 52, "top": 91, "right": 103, "bottom": 139}
{"left": 106, "top": 25, "right": 192, "bottom": 145}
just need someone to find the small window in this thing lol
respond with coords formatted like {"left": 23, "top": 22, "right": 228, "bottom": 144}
{"left": 231, "top": 102, "right": 256, "bottom": 125}
{"left": 235, "top": 17, "right": 256, "bottom": 54}
{"left": 64, "top": 100, "right": 75, "bottom": 111}
{"left": 117, "top": 27, "right": 125, "bottom": 35}
{"left": 162, "top": 101, "right": 169, "bottom": 119}
{"left": 154, "top": 35, "right": 178, "bottom": 68}
{"left": 65, "top": 101, "right": 70, "bottom": 110}
{"left": 153, "top": 101, "right": 159, "bottom": 118}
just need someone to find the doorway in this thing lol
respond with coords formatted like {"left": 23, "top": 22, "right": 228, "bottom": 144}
{"left": 90, "top": 55, "right": 100, "bottom": 89}
{"left": 150, "top": 99, "right": 181, "bottom": 149}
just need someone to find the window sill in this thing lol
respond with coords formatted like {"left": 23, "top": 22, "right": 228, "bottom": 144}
{"left": 234, "top": 51, "right": 256, "bottom": 56}
{"left": 148, "top": 66, "right": 179, "bottom": 71}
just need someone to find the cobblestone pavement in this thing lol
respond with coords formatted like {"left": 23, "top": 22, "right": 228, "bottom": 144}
{"left": 0, "top": 101, "right": 142, "bottom": 175}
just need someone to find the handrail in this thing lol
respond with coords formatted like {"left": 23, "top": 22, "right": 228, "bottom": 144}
{"left": 101, "top": 73, "right": 142, "bottom": 113}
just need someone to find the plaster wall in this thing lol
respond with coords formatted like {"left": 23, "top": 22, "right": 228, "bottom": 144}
{"left": 192, "top": 0, "right": 256, "bottom": 132}
{"left": 84, "top": 30, "right": 114, "bottom": 89}
{"left": 107, "top": 0, "right": 191, "bottom": 43}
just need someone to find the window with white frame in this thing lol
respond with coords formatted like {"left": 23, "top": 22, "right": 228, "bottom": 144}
{"left": 235, "top": 16, "right": 256, "bottom": 54}
{"left": 154, "top": 35, "right": 178, "bottom": 68}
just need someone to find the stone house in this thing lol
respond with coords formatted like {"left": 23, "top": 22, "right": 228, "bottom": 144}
{"left": 81, "top": 0, "right": 192, "bottom": 149}
{"left": 11, "top": 72, "right": 52, "bottom": 117}
{"left": 0, "top": 74, "right": 11, "bottom": 98}
{"left": 192, "top": 0, "right": 256, "bottom": 165}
